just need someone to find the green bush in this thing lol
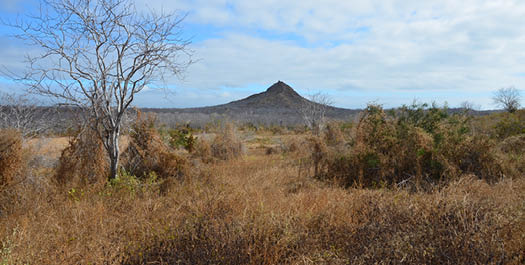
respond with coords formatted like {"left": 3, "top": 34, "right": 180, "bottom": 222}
{"left": 493, "top": 111, "right": 525, "bottom": 139}
{"left": 168, "top": 124, "right": 197, "bottom": 153}
{"left": 320, "top": 103, "right": 504, "bottom": 188}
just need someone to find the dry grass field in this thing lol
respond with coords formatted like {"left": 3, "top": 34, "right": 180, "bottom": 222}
{"left": 1, "top": 107, "right": 524, "bottom": 264}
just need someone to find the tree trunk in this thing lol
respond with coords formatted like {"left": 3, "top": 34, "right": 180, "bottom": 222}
{"left": 107, "top": 128, "right": 120, "bottom": 180}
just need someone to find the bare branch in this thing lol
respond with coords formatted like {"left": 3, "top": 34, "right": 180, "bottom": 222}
{"left": 301, "top": 92, "right": 333, "bottom": 136}
{"left": 4, "top": 0, "right": 193, "bottom": 179}
{"left": 0, "top": 92, "right": 55, "bottom": 137}
{"left": 493, "top": 87, "right": 521, "bottom": 113}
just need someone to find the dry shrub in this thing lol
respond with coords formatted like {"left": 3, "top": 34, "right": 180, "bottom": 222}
{"left": 321, "top": 104, "right": 506, "bottom": 188}
{"left": 54, "top": 127, "right": 108, "bottom": 186}
{"left": 323, "top": 121, "right": 345, "bottom": 146}
{"left": 282, "top": 137, "right": 301, "bottom": 153}
{"left": 499, "top": 134, "right": 525, "bottom": 154}
{"left": 309, "top": 136, "right": 329, "bottom": 178}
{"left": 436, "top": 133, "right": 502, "bottom": 182}
{"left": 122, "top": 112, "right": 189, "bottom": 179}
{"left": 498, "top": 134, "right": 525, "bottom": 177}
{"left": 209, "top": 123, "right": 244, "bottom": 160}
{"left": 0, "top": 148, "right": 523, "bottom": 264}
{"left": 265, "top": 146, "right": 281, "bottom": 155}
{"left": 192, "top": 138, "right": 213, "bottom": 163}
{"left": 123, "top": 214, "right": 298, "bottom": 265}
{"left": 0, "top": 129, "right": 25, "bottom": 189}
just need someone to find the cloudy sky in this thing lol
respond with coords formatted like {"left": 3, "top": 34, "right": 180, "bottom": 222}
{"left": 1, "top": 0, "right": 525, "bottom": 109}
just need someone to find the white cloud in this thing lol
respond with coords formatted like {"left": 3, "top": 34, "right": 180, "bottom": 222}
{"left": 3, "top": 0, "right": 525, "bottom": 109}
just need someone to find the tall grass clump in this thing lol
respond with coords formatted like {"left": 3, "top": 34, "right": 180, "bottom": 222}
{"left": 122, "top": 112, "right": 189, "bottom": 179}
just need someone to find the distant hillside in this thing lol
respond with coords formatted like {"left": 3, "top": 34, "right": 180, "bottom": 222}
{"left": 0, "top": 81, "right": 503, "bottom": 130}
{"left": 147, "top": 81, "right": 360, "bottom": 127}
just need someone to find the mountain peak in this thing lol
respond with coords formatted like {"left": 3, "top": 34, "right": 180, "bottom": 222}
{"left": 265, "top": 81, "right": 296, "bottom": 94}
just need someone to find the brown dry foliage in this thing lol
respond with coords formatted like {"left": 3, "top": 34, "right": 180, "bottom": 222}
{"left": 54, "top": 127, "right": 108, "bottom": 186}
{"left": 320, "top": 105, "right": 508, "bottom": 188}
{"left": 1, "top": 109, "right": 524, "bottom": 264}
{"left": 0, "top": 129, "right": 25, "bottom": 189}
{"left": 122, "top": 112, "right": 189, "bottom": 179}
{"left": 210, "top": 123, "right": 244, "bottom": 160}
{"left": 323, "top": 121, "right": 345, "bottom": 147}
{"left": 0, "top": 154, "right": 523, "bottom": 264}
{"left": 309, "top": 136, "right": 329, "bottom": 178}
{"left": 282, "top": 137, "right": 302, "bottom": 153}
{"left": 499, "top": 134, "right": 525, "bottom": 154}
{"left": 265, "top": 146, "right": 280, "bottom": 155}
{"left": 192, "top": 137, "right": 213, "bottom": 163}
{"left": 498, "top": 134, "right": 525, "bottom": 178}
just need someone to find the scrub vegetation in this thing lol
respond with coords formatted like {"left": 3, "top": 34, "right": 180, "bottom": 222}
{"left": 0, "top": 105, "right": 524, "bottom": 265}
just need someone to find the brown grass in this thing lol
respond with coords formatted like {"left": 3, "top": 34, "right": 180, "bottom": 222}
{"left": 0, "top": 129, "right": 26, "bottom": 189}
{"left": 0, "top": 110, "right": 524, "bottom": 264}
{"left": 1, "top": 153, "right": 523, "bottom": 264}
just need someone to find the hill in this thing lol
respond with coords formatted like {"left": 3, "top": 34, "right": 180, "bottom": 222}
{"left": 147, "top": 81, "right": 360, "bottom": 127}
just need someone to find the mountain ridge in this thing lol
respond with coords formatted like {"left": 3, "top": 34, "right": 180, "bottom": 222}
{"left": 174, "top": 81, "right": 357, "bottom": 116}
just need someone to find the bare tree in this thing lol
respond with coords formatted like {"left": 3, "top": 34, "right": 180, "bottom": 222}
{"left": 459, "top": 101, "right": 480, "bottom": 115}
{"left": 0, "top": 92, "right": 54, "bottom": 137}
{"left": 301, "top": 92, "right": 333, "bottom": 136}
{"left": 493, "top": 87, "right": 521, "bottom": 113}
{"left": 3, "top": 0, "right": 192, "bottom": 180}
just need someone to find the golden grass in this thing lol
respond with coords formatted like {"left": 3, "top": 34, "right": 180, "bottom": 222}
{"left": 26, "top": 136, "right": 130, "bottom": 160}
{"left": 1, "top": 142, "right": 524, "bottom": 264}
{"left": 2, "top": 107, "right": 525, "bottom": 264}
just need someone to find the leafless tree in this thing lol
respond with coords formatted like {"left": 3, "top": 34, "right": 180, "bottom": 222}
{"left": 459, "top": 101, "right": 480, "bottom": 115}
{"left": 4, "top": 0, "right": 192, "bottom": 180}
{"left": 493, "top": 87, "right": 521, "bottom": 113}
{"left": 301, "top": 92, "right": 333, "bottom": 136}
{"left": 0, "top": 92, "right": 54, "bottom": 137}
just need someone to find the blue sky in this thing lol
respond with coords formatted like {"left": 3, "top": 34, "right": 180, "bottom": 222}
{"left": 1, "top": 0, "right": 525, "bottom": 109}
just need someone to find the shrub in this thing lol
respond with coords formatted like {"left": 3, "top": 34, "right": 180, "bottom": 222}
{"left": 493, "top": 110, "right": 525, "bottom": 139}
{"left": 209, "top": 123, "right": 244, "bottom": 161}
{"left": 281, "top": 137, "right": 301, "bottom": 154}
{"left": 54, "top": 127, "right": 108, "bottom": 186}
{"left": 265, "top": 146, "right": 280, "bottom": 155}
{"left": 320, "top": 104, "right": 505, "bottom": 188}
{"left": 192, "top": 138, "right": 213, "bottom": 163}
{"left": 168, "top": 124, "right": 197, "bottom": 153}
{"left": 0, "top": 129, "right": 24, "bottom": 189}
{"left": 395, "top": 101, "right": 449, "bottom": 134}
{"left": 309, "top": 136, "right": 329, "bottom": 178}
{"left": 498, "top": 134, "right": 525, "bottom": 177}
{"left": 499, "top": 134, "right": 525, "bottom": 154}
{"left": 323, "top": 121, "right": 345, "bottom": 147}
{"left": 122, "top": 112, "right": 189, "bottom": 179}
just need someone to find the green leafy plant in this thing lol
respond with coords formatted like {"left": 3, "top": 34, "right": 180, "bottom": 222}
{"left": 168, "top": 124, "right": 197, "bottom": 153}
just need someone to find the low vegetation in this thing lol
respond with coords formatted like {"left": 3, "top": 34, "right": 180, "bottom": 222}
{"left": 0, "top": 105, "right": 524, "bottom": 264}
{"left": 316, "top": 104, "right": 518, "bottom": 189}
